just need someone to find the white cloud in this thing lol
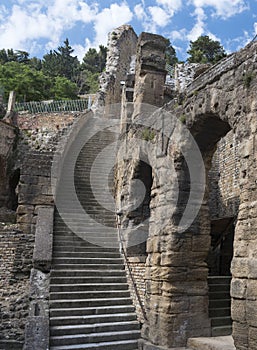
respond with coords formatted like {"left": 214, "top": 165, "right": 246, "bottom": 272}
{"left": 169, "top": 29, "right": 187, "bottom": 42}
{"left": 0, "top": 0, "right": 98, "bottom": 55}
{"left": 148, "top": 6, "right": 171, "bottom": 27}
{"left": 0, "top": 1, "right": 133, "bottom": 60}
{"left": 156, "top": 0, "right": 182, "bottom": 15}
{"left": 190, "top": 0, "right": 248, "bottom": 19}
{"left": 134, "top": 3, "right": 147, "bottom": 21}
{"left": 187, "top": 7, "right": 206, "bottom": 41}
{"left": 93, "top": 3, "right": 133, "bottom": 45}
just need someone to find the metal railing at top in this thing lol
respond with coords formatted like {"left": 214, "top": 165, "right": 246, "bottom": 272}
{"left": 3, "top": 96, "right": 95, "bottom": 114}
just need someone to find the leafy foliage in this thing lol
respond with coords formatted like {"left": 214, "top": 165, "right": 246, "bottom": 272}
{"left": 0, "top": 62, "right": 51, "bottom": 102}
{"left": 187, "top": 35, "right": 226, "bottom": 64}
{"left": 164, "top": 39, "right": 178, "bottom": 66}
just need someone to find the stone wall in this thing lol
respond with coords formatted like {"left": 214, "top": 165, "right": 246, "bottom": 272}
{"left": 209, "top": 130, "right": 240, "bottom": 219}
{"left": 0, "top": 225, "right": 33, "bottom": 349}
{"left": 125, "top": 258, "right": 147, "bottom": 324}
{"left": 94, "top": 25, "right": 138, "bottom": 113}
{"left": 0, "top": 120, "right": 17, "bottom": 209}
{"left": 0, "top": 112, "right": 83, "bottom": 348}
{"left": 114, "top": 32, "right": 257, "bottom": 349}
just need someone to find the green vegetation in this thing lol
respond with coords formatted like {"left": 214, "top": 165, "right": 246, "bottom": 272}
{"left": 142, "top": 128, "right": 155, "bottom": 141}
{"left": 179, "top": 114, "right": 187, "bottom": 124}
{"left": 187, "top": 35, "right": 226, "bottom": 64}
{"left": 0, "top": 40, "right": 107, "bottom": 103}
{"left": 0, "top": 34, "right": 227, "bottom": 104}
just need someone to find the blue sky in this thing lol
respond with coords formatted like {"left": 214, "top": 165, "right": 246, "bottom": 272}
{"left": 0, "top": 0, "right": 257, "bottom": 61}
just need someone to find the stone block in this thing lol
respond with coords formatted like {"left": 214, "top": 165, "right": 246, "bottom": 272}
{"left": 246, "top": 300, "right": 257, "bottom": 326}
{"left": 249, "top": 326, "right": 257, "bottom": 349}
{"left": 231, "top": 298, "right": 246, "bottom": 322}
{"left": 29, "top": 268, "right": 50, "bottom": 301}
{"left": 33, "top": 206, "right": 54, "bottom": 272}
{"left": 230, "top": 278, "right": 247, "bottom": 299}
{"left": 231, "top": 258, "right": 249, "bottom": 278}
{"left": 23, "top": 316, "right": 49, "bottom": 350}
{"left": 248, "top": 258, "right": 257, "bottom": 278}
{"left": 233, "top": 321, "right": 249, "bottom": 350}
{"left": 246, "top": 279, "right": 257, "bottom": 300}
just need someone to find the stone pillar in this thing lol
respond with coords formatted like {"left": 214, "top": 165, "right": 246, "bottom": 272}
{"left": 133, "top": 32, "right": 167, "bottom": 118}
{"left": 231, "top": 133, "right": 257, "bottom": 350}
{"left": 140, "top": 148, "right": 211, "bottom": 349}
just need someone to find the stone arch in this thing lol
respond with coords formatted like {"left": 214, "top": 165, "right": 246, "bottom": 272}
{"left": 140, "top": 41, "right": 257, "bottom": 349}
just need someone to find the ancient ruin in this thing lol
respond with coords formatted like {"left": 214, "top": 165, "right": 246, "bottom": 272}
{"left": 0, "top": 24, "right": 257, "bottom": 350}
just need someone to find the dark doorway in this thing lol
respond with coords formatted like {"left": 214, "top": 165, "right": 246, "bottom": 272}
{"left": 207, "top": 216, "right": 236, "bottom": 336}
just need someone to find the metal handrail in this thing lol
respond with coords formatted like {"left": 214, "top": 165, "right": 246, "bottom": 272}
{"left": 116, "top": 211, "right": 147, "bottom": 322}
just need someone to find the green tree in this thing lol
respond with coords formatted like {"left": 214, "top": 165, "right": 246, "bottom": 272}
{"left": 50, "top": 76, "right": 78, "bottom": 100}
{"left": 42, "top": 39, "right": 80, "bottom": 81}
{"left": 0, "top": 62, "right": 51, "bottom": 102}
{"left": 81, "top": 45, "right": 107, "bottom": 73}
{"left": 187, "top": 35, "right": 226, "bottom": 64}
{"left": 164, "top": 39, "right": 178, "bottom": 66}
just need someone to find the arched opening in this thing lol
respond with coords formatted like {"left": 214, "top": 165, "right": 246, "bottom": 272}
{"left": 8, "top": 168, "right": 20, "bottom": 211}
{"left": 126, "top": 160, "right": 153, "bottom": 256}
{"left": 192, "top": 115, "right": 239, "bottom": 338}
{"left": 206, "top": 129, "right": 240, "bottom": 337}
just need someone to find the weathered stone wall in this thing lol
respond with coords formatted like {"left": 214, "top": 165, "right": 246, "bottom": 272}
{"left": 115, "top": 34, "right": 257, "bottom": 349}
{"left": 0, "top": 225, "right": 33, "bottom": 349}
{"left": 0, "top": 120, "right": 17, "bottom": 209}
{"left": 209, "top": 130, "right": 240, "bottom": 219}
{"left": 94, "top": 25, "right": 138, "bottom": 112}
{"left": 0, "top": 112, "right": 83, "bottom": 348}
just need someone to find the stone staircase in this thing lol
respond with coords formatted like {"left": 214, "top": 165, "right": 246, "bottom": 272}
{"left": 208, "top": 276, "right": 232, "bottom": 337}
{"left": 49, "top": 125, "right": 140, "bottom": 349}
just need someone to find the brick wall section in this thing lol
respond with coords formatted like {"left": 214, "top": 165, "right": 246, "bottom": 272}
{"left": 125, "top": 259, "right": 146, "bottom": 324}
{"left": 0, "top": 226, "right": 33, "bottom": 347}
{"left": 209, "top": 130, "right": 240, "bottom": 219}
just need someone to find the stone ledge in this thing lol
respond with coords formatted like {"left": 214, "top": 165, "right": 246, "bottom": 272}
{"left": 187, "top": 336, "right": 235, "bottom": 350}
{"left": 138, "top": 339, "right": 190, "bottom": 350}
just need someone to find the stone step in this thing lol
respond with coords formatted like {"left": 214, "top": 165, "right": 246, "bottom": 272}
{"left": 50, "top": 283, "right": 129, "bottom": 292}
{"left": 50, "top": 306, "right": 136, "bottom": 318}
{"left": 52, "top": 241, "right": 119, "bottom": 249}
{"left": 209, "top": 299, "right": 231, "bottom": 309}
{"left": 208, "top": 276, "right": 232, "bottom": 285}
{"left": 50, "top": 276, "right": 127, "bottom": 285}
{"left": 212, "top": 326, "right": 232, "bottom": 337}
{"left": 52, "top": 246, "right": 119, "bottom": 253}
{"left": 53, "top": 251, "right": 120, "bottom": 258}
{"left": 50, "top": 321, "right": 139, "bottom": 337}
{"left": 51, "top": 263, "right": 124, "bottom": 270}
{"left": 209, "top": 284, "right": 231, "bottom": 293}
{"left": 209, "top": 307, "right": 231, "bottom": 318}
{"left": 50, "top": 269, "right": 125, "bottom": 277}
{"left": 49, "top": 297, "right": 133, "bottom": 309}
{"left": 49, "top": 338, "right": 139, "bottom": 350}
{"left": 50, "top": 290, "right": 130, "bottom": 301}
{"left": 52, "top": 257, "right": 123, "bottom": 265}
{"left": 50, "top": 312, "right": 137, "bottom": 326}
{"left": 211, "top": 316, "right": 232, "bottom": 327}
{"left": 50, "top": 330, "right": 140, "bottom": 347}
{"left": 209, "top": 291, "right": 230, "bottom": 300}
